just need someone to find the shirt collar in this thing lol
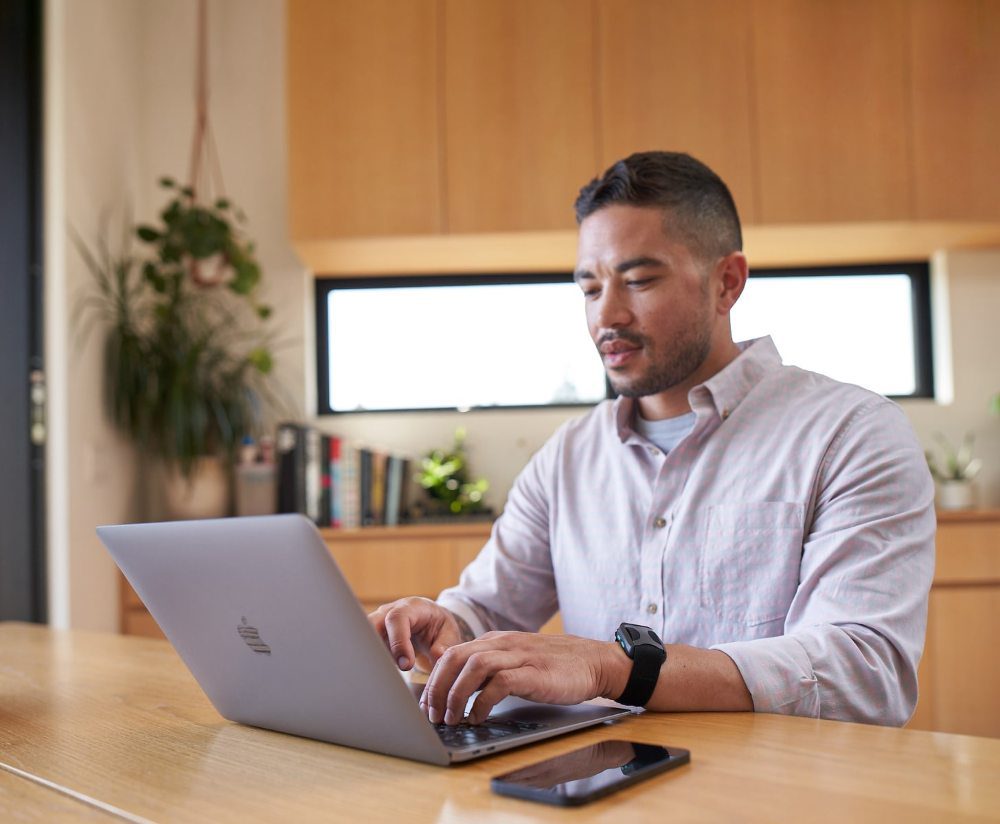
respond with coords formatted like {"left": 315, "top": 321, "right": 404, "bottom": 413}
{"left": 614, "top": 337, "right": 784, "bottom": 442}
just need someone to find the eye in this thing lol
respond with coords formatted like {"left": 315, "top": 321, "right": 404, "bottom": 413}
{"left": 581, "top": 287, "right": 600, "bottom": 299}
{"left": 625, "top": 278, "right": 653, "bottom": 289}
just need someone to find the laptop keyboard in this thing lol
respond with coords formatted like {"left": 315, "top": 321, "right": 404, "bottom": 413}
{"left": 433, "top": 718, "right": 548, "bottom": 748}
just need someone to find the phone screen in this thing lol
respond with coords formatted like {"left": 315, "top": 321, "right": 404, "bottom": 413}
{"left": 490, "top": 740, "right": 690, "bottom": 807}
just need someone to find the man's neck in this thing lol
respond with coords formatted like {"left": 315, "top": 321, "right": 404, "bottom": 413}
{"left": 637, "top": 338, "right": 742, "bottom": 420}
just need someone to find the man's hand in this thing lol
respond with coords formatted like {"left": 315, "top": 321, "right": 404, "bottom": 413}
{"left": 419, "top": 631, "right": 630, "bottom": 725}
{"left": 368, "top": 597, "right": 474, "bottom": 673}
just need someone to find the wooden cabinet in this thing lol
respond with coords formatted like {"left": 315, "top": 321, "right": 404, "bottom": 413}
{"left": 443, "top": 0, "right": 599, "bottom": 233}
{"left": 287, "top": 0, "right": 1000, "bottom": 243}
{"left": 751, "top": 0, "right": 912, "bottom": 223}
{"left": 597, "top": 0, "right": 758, "bottom": 224}
{"left": 908, "top": 510, "right": 1000, "bottom": 738}
{"left": 909, "top": 0, "right": 1000, "bottom": 220}
{"left": 287, "top": 0, "right": 443, "bottom": 239}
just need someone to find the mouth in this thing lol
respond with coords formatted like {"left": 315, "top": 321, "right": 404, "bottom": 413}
{"left": 599, "top": 340, "right": 642, "bottom": 368}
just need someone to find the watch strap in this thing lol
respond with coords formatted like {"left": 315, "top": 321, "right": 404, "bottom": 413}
{"left": 616, "top": 642, "right": 665, "bottom": 706}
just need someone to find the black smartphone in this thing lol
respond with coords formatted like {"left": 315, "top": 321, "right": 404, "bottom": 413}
{"left": 490, "top": 740, "right": 690, "bottom": 807}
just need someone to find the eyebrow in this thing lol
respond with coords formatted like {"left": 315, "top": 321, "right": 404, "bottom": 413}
{"left": 573, "top": 256, "right": 665, "bottom": 283}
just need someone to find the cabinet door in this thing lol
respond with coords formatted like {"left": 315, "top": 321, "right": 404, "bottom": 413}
{"left": 751, "top": 0, "right": 912, "bottom": 223}
{"left": 910, "top": 0, "right": 1000, "bottom": 220}
{"left": 444, "top": 0, "right": 599, "bottom": 233}
{"left": 287, "top": 0, "right": 442, "bottom": 240}
{"left": 598, "top": 0, "right": 758, "bottom": 224}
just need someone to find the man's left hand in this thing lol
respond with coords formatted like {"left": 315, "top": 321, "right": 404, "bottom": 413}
{"left": 419, "top": 631, "right": 629, "bottom": 725}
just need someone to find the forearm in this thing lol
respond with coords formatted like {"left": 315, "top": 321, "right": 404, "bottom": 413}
{"left": 602, "top": 642, "right": 753, "bottom": 712}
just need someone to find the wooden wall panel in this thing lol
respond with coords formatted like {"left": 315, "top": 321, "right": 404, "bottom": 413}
{"left": 910, "top": 0, "right": 1000, "bottom": 220}
{"left": 443, "top": 0, "right": 600, "bottom": 233}
{"left": 751, "top": 0, "right": 913, "bottom": 223}
{"left": 287, "top": 0, "right": 442, "bottom": 240}
{"left": 597, "top": 0, "right": 758, "bottom": 224}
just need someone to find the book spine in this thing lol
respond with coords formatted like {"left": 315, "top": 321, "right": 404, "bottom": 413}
{"left": 385, "top": 455, "right": 402, "bottom": 527}
{"left": 330, "top": 436, "right": 342, "bottom": 528}
{"left": 319, "top": 433, "right": 332, "bottom": 528}
{"left": 304, "top": 426, "right": 322, "bottom": 524}
{"left": 372, "top": 451, "right": 387, "bottom": 526}
{"left": 359, "top": 448, "right": 373, "bottom": 526}
{"left": 275, "top": 422, "right": 306, "bottom": 515}
{"left": 342, "top": 444, "right": 361, "bottom": 528}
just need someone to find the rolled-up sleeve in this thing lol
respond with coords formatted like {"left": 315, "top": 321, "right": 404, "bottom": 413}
{"left": 714, "top": 401, "right": 936, "bottom": 726}
{"left": 437, "top": 430, "right": 562, "bottom": 636}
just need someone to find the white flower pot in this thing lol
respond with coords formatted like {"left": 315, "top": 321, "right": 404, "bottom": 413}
{"left": 937, "top": 480, "right": 976, "bottom": 511}
{"left": 160, "top": 456, "right": 231, "bottom": 520}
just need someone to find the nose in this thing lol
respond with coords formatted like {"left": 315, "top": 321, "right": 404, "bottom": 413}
{"left": 592, "top": 284, "right": 633, "bottom": 331}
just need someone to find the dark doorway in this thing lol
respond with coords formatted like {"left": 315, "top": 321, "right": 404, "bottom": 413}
{"left": 0, "top": 0, "right": 47, "bottom": 622}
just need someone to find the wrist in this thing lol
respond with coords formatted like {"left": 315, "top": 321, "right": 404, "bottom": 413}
{"left": 599, "top": 641, "right": 633, "bottom": 701}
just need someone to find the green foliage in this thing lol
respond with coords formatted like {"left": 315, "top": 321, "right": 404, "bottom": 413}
{"left": 418, "top": 428, "right": 489, "bottom": 515}
{"left": 925, "top": 432, "right": 982, "bottom": 482}
{"left": 992, "top": 393, "right": 1000, "bottom": 417}
{"left": 74, "top": 184, "right": 277, "bottom": 479}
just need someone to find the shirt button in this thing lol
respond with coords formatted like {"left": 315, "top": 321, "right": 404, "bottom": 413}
{"left": 721, "top": 408, "right": 730, "bottom": 420}
{"left": 648, "top": 447, "right": 660, "bottom": 456}
{"left": 653, "top": 516, "right": 667, "bottom": 529}
{"left": 647, "top": 603, "right": 658, "bottom": 615}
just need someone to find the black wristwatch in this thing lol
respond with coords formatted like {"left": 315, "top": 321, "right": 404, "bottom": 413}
{"left": 613, "top": 622, "right": 666, "bottom": 707}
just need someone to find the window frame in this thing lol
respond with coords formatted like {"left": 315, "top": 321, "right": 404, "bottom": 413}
{"left": 314, "top": 260, "right": 935, "bottom": 415}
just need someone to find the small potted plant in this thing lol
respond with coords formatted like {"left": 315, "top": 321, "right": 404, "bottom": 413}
{"left": 925, "top": 432, "right": 982, "bottom": 510}
{"left": 76, "top": 179, "right": 278, "bottom": 519}
{"left": 416, "top": 428, "right": 490, "bottom": 518}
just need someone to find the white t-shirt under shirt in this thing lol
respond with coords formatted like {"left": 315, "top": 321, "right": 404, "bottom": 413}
{"left": 632, "top": 410, "right": 697, "bottom": 455}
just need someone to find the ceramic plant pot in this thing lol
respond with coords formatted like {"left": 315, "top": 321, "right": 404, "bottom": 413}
{"left": 160, "top": 456, "right": 231, "bottom": 520}
{"left": 937, "top": 480, "right": 975, "bottom": 511}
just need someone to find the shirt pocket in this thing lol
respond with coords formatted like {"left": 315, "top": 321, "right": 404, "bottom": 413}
{"left": 699, "top": 502, "right": 805, "bottom": 627}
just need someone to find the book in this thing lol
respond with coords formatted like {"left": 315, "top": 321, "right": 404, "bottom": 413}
{"left": 384, "top": 455, "right": 403, "bottom": 527}
{"left": 304, "top": 426, "right": 322, "bottom": 524}
{"left": 330, "top": 436, "right": 343, "bottom": 528}
{"left": 275, "top": 422, "right": 306, "bottom": 515}
{"left": 371, "top": 450, "right": 387, "bottom": 526}
{"left": 319, "top": 433, "right": 332, "bottom": 528}
{"left": 340, "top": 442, "right": 361, "bottom": 528}
{"left": 359, "top": 448, "right": 373, "bottom": 526}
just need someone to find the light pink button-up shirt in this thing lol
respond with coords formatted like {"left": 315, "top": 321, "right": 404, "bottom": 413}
{"left": 438, "top": 337, "right": 936, "bottom": 726}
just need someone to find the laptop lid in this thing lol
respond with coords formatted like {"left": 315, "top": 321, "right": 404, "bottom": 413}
{"left": 97, "top": 515, "right": 628, "bottom": 765}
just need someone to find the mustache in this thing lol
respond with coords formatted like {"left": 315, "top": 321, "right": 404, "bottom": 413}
{"left": 597, "top": 330, "right": 648, "bottom": 348}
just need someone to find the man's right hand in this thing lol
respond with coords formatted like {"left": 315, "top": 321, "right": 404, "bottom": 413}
{"left": 367, "top": 597, "right": 471, "bottom": 672}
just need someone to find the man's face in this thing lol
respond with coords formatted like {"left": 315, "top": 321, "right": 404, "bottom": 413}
{"left": 574, "top": 204, "right": 718, "bottom": 400}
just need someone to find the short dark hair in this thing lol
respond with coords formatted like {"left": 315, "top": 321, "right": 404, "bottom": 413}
{"left": 574, "top": 151, "right": 742, "bottom": 262}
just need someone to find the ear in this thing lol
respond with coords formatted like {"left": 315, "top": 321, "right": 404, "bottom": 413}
{"left": 714, "top": 252, "right": 748, "bottom": 314}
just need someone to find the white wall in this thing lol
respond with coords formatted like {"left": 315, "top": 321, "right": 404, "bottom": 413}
{"left": 904, "top": 250, "right": 1000, "bottom": 508}
{"left": 46, "top": 0, "right": 307, "bottom": 630}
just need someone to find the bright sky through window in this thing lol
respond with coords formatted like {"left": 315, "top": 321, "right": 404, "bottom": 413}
{"left": 731, "top": 274, "right": 916, "bottom": 396}
{"left": 325, "top": 282, "right": 606, "bottom": 412}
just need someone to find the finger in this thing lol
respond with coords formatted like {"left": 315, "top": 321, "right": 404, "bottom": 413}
{"left": 382, "top": 606, "right": 418, "bottom": 671}
{"left": 422, "top": 640, "right": 486, "bottom": 724}
{"left": 444, "top": 650, "right": 524, "bottom": 725}
{"left": 467, "top": 667, "right": 531, "bottom": 725}
{"left": 366, "top": 605, "right": 390, "bottom": 645}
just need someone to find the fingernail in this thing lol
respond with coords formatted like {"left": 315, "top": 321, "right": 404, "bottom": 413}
{"left": 444, "top": 709, "right": 457, "bottom": 725}
{"left": 397, "top": 656, "right": 408, "bottom": 669}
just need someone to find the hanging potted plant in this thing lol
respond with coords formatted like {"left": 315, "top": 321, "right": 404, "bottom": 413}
{"left": 75, "top": 184, "right": 276, "bottom": 519}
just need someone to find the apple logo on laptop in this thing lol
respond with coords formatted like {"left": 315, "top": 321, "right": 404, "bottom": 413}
{"left": 237, "top": 616, "right": 272, "bottom": 655}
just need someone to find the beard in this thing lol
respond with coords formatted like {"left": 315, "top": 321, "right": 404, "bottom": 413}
{"left": 601, "top": 317, "right": 713, "bottom": 398}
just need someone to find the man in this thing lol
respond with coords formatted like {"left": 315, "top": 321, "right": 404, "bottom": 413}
{"left": 369, "top": 151, "right": 935, "bottom": 728}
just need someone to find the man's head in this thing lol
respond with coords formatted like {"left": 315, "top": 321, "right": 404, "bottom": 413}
{"left": 573, "top": 152, "right": 748, "bottom": 418}
{"left": 574, "top": 151, "right": 742, "bottom": 265}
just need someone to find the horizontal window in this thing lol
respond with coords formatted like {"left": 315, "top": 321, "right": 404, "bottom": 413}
{"left": 315, "top": 275, "right": 606, "bottom": 414}
{"left": 315, "top": 262, "right": 933, "bottom": 414}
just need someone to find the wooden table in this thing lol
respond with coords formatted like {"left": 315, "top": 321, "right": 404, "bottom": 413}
{"left": 1, "top": 623, "right": 998, "bottom": 823}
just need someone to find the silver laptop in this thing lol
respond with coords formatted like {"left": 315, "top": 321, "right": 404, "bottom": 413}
{"left": 97, "top": 514, "right": 630, "bottom": 765}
